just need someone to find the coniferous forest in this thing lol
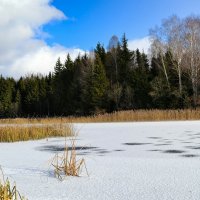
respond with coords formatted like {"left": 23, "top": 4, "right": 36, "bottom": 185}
{"left": 1, "top": 15, "right": 200, "bottom": 118}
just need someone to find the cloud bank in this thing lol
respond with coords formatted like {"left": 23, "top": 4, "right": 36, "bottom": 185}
{"left": 128, "top": 37, "right": 151, "bottom": 54}
{"left": 0, "top": 0, "right": 83, "bottom": 78}
{"left": 0, "top": 0, "right": 151, "bottom": 78}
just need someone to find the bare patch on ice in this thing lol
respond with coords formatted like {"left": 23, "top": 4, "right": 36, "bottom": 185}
{"left": 185, "top": 146, "right": 200, "bottom": 150}
{"left": 148, "top": 149, "right": 162, "bottom": 152}
{"left": 181, "top": 154, "right": 199, "bottom": 158}
{"left": 148, "top": 137, "right": 162, "bottom": 139}
{"left": 114, "top": 149, "right": 125, "bottom": 152}
{"left": 162, "top": 150, "right": 185, "bottom": 154}
{"left": 36, "top": 145, "right": 98, "bottom": 152}
{"left": 123, "top": 142, "right": 151, "bottom": 146}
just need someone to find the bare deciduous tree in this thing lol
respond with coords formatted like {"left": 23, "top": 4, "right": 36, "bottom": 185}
{"left": 150, "top": 15, "right": 200, "bottom": 106}
{"left": 163, "top": 15, "right": 185, "bottom": 95}
{"left": 150, "top": 15, "right": 187, "bottom": 93}
{"left": 150, "top": 26, "right": 170, "bottom": 89}
{"left": 108, "top": 35, "right": 119, "bottom": 82}
{"left": 183, "top": 16, "right": 200, "bottom": 106}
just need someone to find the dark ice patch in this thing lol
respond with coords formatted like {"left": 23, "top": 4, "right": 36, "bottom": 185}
{"left": 36, "top": 145, "right": 98, "bottom": 152}
{"left": 162, "top": 150, "right": 185, "bottom": 154}
{"left": 123, "top": 143, "right": 151, "bottom": 146}
{"left": 181, "top": 154, "right": 199, "bottom": 158}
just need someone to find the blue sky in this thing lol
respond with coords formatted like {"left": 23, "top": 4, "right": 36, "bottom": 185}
{"left": 1, "top": 0, "right": 200, "bottom": 78}
{"left": 45, "top": 0, "right": 200, "bottom": 50}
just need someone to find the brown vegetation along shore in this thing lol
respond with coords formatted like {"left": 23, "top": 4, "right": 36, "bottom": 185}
{"left": 0, "top": 124, "right": 73, "bottom": 142}
{"left": 0, "top": 109, "right": 200, "bottom": 125}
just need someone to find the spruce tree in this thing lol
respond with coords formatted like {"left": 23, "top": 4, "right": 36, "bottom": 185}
{"left": 118, "top": 34, "right": 132, "bottom": 84}
{"left": 95, "top": 43, "right": 106, "bottom": 65}
{"left": 83, "top": 55, "right": 108, "bottom": 113}
{"left": 54, "top": 57, "right": 63, "bottom": 75}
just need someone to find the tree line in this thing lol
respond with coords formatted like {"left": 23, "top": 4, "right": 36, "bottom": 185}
{"left": 1, "top": 15, "right": 200, "bottom": 118}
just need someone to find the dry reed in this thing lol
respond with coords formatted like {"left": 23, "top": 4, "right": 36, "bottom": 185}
{"left": 0, "top": 124, "right": 73, "bottom": 143}
{"left": 51, "top": 137, "right": 88, "bottom": 180}
{"left": 0, "top": 109, "right": 200, "bottom": 124}
{"left": 0, "top": 167, "right": 27, "bottom": 200}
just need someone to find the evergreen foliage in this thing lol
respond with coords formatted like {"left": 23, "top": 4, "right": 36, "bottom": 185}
{"left": 0, "top": 32, "right": 198, "bottom": 117}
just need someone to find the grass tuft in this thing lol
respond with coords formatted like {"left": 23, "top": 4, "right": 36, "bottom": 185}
{"left": 0, "top": 166, "right": 27, "bottom": 200}
{"left": 51, "top": 135, "right": 88, "bottom": 180}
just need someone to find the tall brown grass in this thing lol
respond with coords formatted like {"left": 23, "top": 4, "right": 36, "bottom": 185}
{"left": 0, "top": 109, "right": 200, "bottom": 124}
{"left": 0, "top": 167, "right": 27, "bottom": 200}
{"left": 0, "top": 124, "right": 73, "bottom": 143}
{"left": 51, "top": 134, "right": 88, "bottom": 180}
{"left": 82, "top": 109, "right": 200, "bottom": 122}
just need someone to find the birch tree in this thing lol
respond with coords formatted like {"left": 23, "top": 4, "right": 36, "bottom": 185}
{"left": 108, "top": 35, "right": 119, "bottom": 82}
{"left": 150, "top": 15, "right": 186, "bottom": 93}
{"left": 183, "top": 16, "right": 200, "bottom": 106}
{"left": 150, "top": 26, "right": 170, "bottom": 89}
{"left": 151, "top": 15, "right": 200, "bottom": 106}
{"left": 163, "top": 16, "right": 185, "bottom": 95}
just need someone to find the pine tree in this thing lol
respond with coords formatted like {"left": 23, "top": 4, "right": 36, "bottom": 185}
{"left": 54, "top": 57, "right": 63, "bottom": 75}
{"left": 95, "top": 43, "right": 106, "bottom": 65}
{"left": 130, "top": 50, "right": 152, "bottom": 108}
{"left": 118, "top": 34, "right": 132, "bottom": 84}
{"left": 83, "top": 55, "right": 109, "bottom": 113}
{"left": 0, "top": 77, "right": 16, "bottom": 117}
{"left": 64, "top": 54, "right": 74, "bottom": 71}
{"left": 116, "top": 34, "right": 133, "bottom": 109}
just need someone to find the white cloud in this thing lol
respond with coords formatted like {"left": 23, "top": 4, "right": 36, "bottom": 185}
{"left": 128, "top": 37, "right": 151, "bottom": 54}
{"left": 5, "top": 45, "right": 85, "bottom": 78}
{"left": 0, "top": 0, "right": 83, "bottom": 78}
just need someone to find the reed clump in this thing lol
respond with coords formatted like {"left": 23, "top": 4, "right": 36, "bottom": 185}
{"left": 0, "top": 109, "right": 200, "bottom": 124}
{"left": 0, "top": 167, "right": 27, "bottom": 200}
{"left": 79, "top": 109, "right": 200, "bottom": 122}
{"left": 0, "top": 124, "right": 73, "bottom": 143}
{"left": 51, "top": 137, "right": 88, "bottom": 181}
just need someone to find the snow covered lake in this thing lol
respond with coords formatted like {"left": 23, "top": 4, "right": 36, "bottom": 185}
{"left": 0, "top": 121, "right": 200, "bottom": 200}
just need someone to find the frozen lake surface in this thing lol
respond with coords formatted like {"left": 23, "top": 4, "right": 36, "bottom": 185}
{"left": 0, "top": 121, "right": 200, "bottom": 200}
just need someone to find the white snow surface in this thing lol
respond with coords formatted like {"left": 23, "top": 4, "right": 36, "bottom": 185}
{"left": 0, "top": 121, "right": 200, "bottom": 200}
